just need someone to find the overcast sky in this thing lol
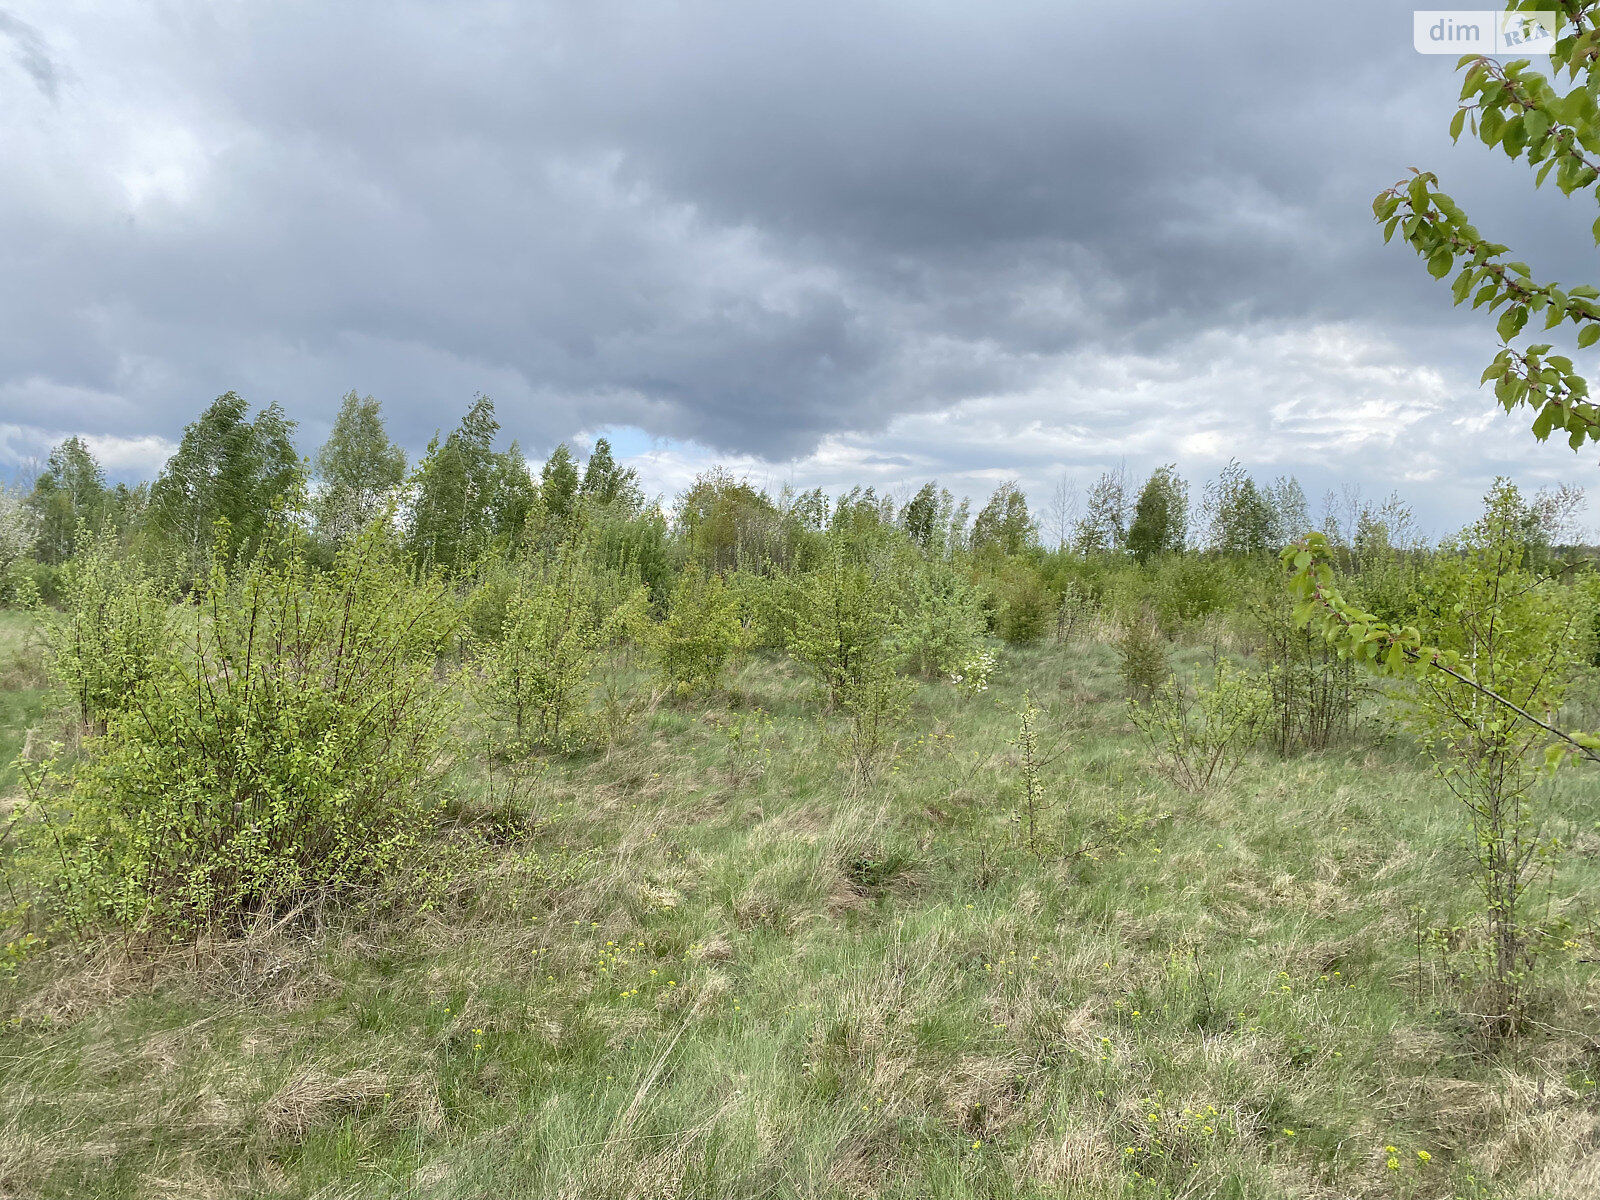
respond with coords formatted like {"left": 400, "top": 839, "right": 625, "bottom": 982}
{"left": 1, "top": 1, "right": 1596, "bottom": 534}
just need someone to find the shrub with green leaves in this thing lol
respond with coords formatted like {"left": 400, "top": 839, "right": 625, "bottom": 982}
{"left": 891, "top": 559, "right": 987, "bottom": 680}
{"left": 785, "top": 549, "right": 899, "bottom": 709}
{"left": 1116, "top": 607, "right": 1170, "bottom": 699}
{"left": 650, "top": 566, "right": 744, "bottom": 697}
{"left": 837, "top": 655, "right": 913, "bottom": 782}
{"left": 1147, "top": 553, "right": 1239, "bottom": 634}
{"left": 30, "top": 528, "right": 459, "bottom": 936}
{"left": 461, "top": 557, "right": 519, "bottom": 649}
{"left": 1249, "top": 581, "right": 1360, "bottom": 755}
{"left": 47, "top": 532, "right": 172, "bottom": 733}
{"left": 480, "top": 550, "right": 612, "bottom": 752}
{"left": 1403, "top": 481, "right": 1588, "bottom": 1025}
{"left": 991, "top": 562, "right": 1054, "bottom": 645}
{"left": 1129, "top": 659, "right": 1270, "bottom": 793}
{"left": 785, "top": 547, "right": 913, "bottom": 778}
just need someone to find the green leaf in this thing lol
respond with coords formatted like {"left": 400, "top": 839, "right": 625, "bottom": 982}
{"left": 1450, "top": 108, "right": 1467, "bottom": 141}
{"left": 1497, "top": 306, "right": 1528, "bottom": 342}
{"left": 1579, "top": 324, "right": 1600, "bottom": 348}
{"left": 1428, "top": 248, "right": 1454, "bottom": 279}
{"left": 1502, "top": 116, "right": 1528, "bottom": 159}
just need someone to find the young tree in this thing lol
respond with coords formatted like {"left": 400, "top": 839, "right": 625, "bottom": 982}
{"left": 1074, "top": 466, "right": 1129, "bottom": 554}
{"left": 148, "top": 392, "right": 303, "bottom": 579}
{"left": 786, "top": 544, "right": 912, "bottom": 779}
{"left": 1202, "top": 460, "right": 1274, "bottom": 555}
{"left": 1264, "top": 475, "right": 1310, "bottom": 548}
{"left": 970, "top": 481, "right": 1036, "bottom": 557}
{"left": 480, "top": 549, "right": 642, "bottom": 751}
{"left": 649, "top": 566, "right": 745, "bottom": 697}
{"left": 26, "top": 436, "right": 107, "bottom": 564}
{"left": 899, "top": 481, "right": 942, "bottom": 552}
{"left": 782, "top": 485, "right": 831, "bottom": 535}
{"left": 1125, "top": 464, "right": 1188, "bottom": 562}
{"left": 1404, "top": 481, "right": 1585, "bottom": 1027}
{"left": 945, "top": 496, "right": 972, "bottom": 558}
{"left": 673, "top": 468, "right": 783, "bottom": 573}
{"left": 891, "top": 557, "right": 989, "bottom": 679}
{"left": 312, "top": 392, "right": 406, "bottom": 546}
{"left": 493, "top": 443, "right": 539, "bottom": 550}
{"left": 540, "top": 444, "right": 582, "bottom": 526}
{"left": 1045, "top": 473, "right": 1079, "bottom": 551}
{"left": 578, "top": 436, "right": 642, "bottom": 511}
{"left": 406, "top": 395, "right": 502, "bottom": 573}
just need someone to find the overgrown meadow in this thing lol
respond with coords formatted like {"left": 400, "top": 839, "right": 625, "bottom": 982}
{"left": 1, "top": 394, "right": 1599, "bottom": 1199}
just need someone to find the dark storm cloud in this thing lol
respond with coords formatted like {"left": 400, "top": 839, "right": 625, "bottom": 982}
{"left": 0, "top": 0, "right": 1593, "bottom": 503}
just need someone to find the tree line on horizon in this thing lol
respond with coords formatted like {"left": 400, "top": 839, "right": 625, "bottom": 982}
{"left": 4, "top": 389, "right": 1584, "bottom": 601}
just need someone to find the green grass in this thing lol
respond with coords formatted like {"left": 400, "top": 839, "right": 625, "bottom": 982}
{"left": 2, "top": 632, "right": 1599, "bottom": 1198}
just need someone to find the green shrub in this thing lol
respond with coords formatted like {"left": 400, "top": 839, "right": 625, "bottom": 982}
{"left": 1115, "top": 607, "right": 1170, "bottom": 699}
{"left": 785, "top": 550, "right": 898, "bottom": 708}
{"left": 1249, "top": 582, "right": 1360, "bottom": 754}
{"left": 30, "top": 528, "right": 459, "bottom": 936}
{"left": 786, "top": 547, "right": 913, "bottom": 779}
{"left": 892, "top": 560, "right": 988, "bottom": 679}
{"left": 992, "top": 563, "right": 1054, "bottom": 645}
{"left": 480, "top": 549, "right": 642, "bottom": 752}
{"left": 461, "top": 557, "right": 518, "bottom": 648}
{"left": 1147, "top": 554, "right": 1238, "bottom": 633}
{"left": 836, "top": 653, "right": 914, "bottom": 782}
{"left": 651, "top": 566, "right": 745, "bottom": 697}
{"left": 1404, "top": 481, "right": 1588, "bottom": 1026}
{"left": 726, "top": 569, "right": 788, "bottom": 650}
{"left": 1128, "top": 659, "right": 1270, "bottom": 793}
{"left": 1052, "top": 579, "right": 1092, "bottom": 642}
{"left": 47, "top": 532, "right": 172, "bottom": 733}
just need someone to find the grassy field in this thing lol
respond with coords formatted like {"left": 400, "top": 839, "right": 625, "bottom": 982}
{"left": 2, "top": 623, "right": 1599, "bottom": 1199}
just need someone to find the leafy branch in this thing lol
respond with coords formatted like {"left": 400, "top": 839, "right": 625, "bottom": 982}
{"left": 1280, "top": 534, "right": 1600, "bottom": 768}
{"left": 1369, "top": 7, "right": 1600, "bottom": 449}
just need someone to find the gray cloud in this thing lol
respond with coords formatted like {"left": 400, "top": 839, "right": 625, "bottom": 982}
{"left": 0, "top": 0, "right": 1595, "bottom": 526}
{"left": 0, "top": 10, "right": 57, "bottom": 100}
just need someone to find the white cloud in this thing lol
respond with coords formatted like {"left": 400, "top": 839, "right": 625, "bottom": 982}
{"left": 614, "top": 319, "right": 1594, "bottom": 536}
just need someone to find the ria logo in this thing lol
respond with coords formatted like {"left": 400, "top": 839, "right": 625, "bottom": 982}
{"left": 1412, "top": 10, "right": 1558, "bottom": 55}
